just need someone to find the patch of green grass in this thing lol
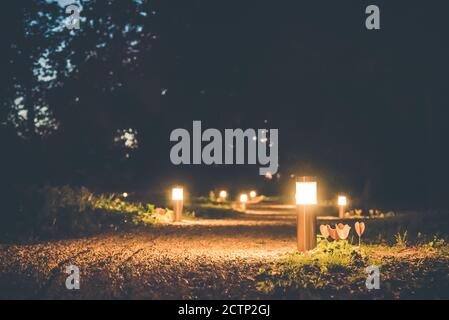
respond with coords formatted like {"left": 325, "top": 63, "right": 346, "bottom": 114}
{"left": 394, "top": 230, "right": 408, "bottom": 247}
{"left": 256, "top": 237, "right": 449, "bottom": 299}
{"left": 256, "top": 238, "right": 367, "bottom": 298}
{"left": 194, "top": 202, "right": 233, "bottom": 210}
{"left": 285, "top": 238, "right": 364, "bottom": 271}
{"left": 188, "top": 202, "right": 241, "bottom": 218}
{"left": 320, "top": 211, "right": 449, "bottom": 247}
{"left": 423, "top": 235, "right": 446, "bottom": 249}
{"left": 0, "top": 185, "right": 171, "bottom": 241}
{"left": 92, "top": 192, "right": 156, "bottom": 225}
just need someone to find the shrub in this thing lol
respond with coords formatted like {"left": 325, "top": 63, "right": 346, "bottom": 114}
{"left": 0, "top": 185, "right": 157, "bottom": 241}
{"left": 256, "top": 238, "right": 367, "bottom": 297}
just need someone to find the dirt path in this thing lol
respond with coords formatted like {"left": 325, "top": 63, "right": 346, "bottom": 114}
{"left": 0, "top": 205, "right": 297, "bottom": 299}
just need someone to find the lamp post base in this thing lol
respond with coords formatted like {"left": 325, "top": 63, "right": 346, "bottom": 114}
{"left": 297, "top": 205, "right": 317, "bottom": 252}
{"left": 339, "top": 206, "right": 345, "bottom": 219}
{"left": 173, "top": 200, "right": 183, "bottom": 222}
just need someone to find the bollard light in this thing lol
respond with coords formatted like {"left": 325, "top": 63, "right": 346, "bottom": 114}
{"left": 337, "top": 195, "right": 347, "bottom": 218}
{"left": 219, "top": 190, "right": 227, "bottom": 200}
{"left": 249, "top": 190, "right": 257, "bottom": 198}
{"left": 240, "top": 193, "right": 248, "bottom": 211}
{"left": 338, "top": 195, "right": 347, "bottom": 206}
{"left": 295, "top": 176, "right": 317, "bottom": 252}
{"left": 172, "top": 187, "right": 184, "bottom": 222}
{"left": 295, "top": 179, "right": 317, "bottom": 205}
{"left": 172, "top": 187, "right": 184, "bottom": 201}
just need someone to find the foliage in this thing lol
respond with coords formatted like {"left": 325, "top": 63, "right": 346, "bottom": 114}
{"left": 394, "top": 230, "right": 408, "bottom": 247}
{"left": 0, "top": 185, "right": 160, "bottom": 241}
{"left": 256, "top": 238, "right": 366, "bottom": 298}
{"left": 320, "top": 211, "right": 449, "bottom": 246}
{"left": 423, "top": 235, "right": 446, "bottom": 249}
{"left": 257, "top": 236, "right": 449, "bottom": 299}
{"left": 4, "top": 0, "right": 159, "bottom": 139}
{"left": 188, "top": 203, "right": 240, "bottom": 219}
{"left": 280, "top": 238, "right": 362, "bottom": 270}
{"left": 91, "top": 192, "right": 156, "bottom": 225}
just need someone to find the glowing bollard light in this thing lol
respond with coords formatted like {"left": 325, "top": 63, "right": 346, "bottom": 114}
{"left": 172, "top": 187, "right": 184, "bottom": 222}
{"left": 219, "top": 190, "right": 228, "bottom": 201}
{"left": 240, "top": 193, "right": 248, "bottom": 211}
{"left": 295, "top": 177, "right": 317, "bottom": 252}
{"left": 249, "top": 190, "right": 257, "bottom": 199}
{"left": 338, "top": 195, "right": 347, "bottom": 218}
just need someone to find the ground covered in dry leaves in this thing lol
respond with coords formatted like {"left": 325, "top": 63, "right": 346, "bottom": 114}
{"left": 0, "top": 205, "right": 448, "bottom": 299}
{"left": 0, "top": 206, "right": 296, "bottom": 299}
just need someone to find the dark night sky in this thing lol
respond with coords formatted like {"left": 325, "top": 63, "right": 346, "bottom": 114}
{"left": 1, "top": 1, "right": 449, "bottom": 209}
{"left": 145, "top": 1, "right": 449, "bottom": 208}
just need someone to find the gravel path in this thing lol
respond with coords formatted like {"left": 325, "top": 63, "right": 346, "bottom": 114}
{"left": 0, "top": 205, "right": 297, "bottom": 299}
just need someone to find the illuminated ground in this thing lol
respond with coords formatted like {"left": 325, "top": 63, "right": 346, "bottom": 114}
{"left": 1, "top": 204, "right": 448, "bottom": 299}
{"left": 0, "top": 205, "right": 297, "bottom": 299}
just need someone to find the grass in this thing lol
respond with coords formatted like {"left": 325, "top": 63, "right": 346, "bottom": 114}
{"left": 3, "top": 186, "right": 246, "bottom": 241}
{"left": 193, "top": 199, "right": 449, "bottom": 299}
{"left": 0, "top": 185, "right": 182, "bottom": 241}
{"left": 187, "top": 199, "right": 243, "bottom": 218}
{"left": 256, "top": 235, "right": 449, "bottom": 299}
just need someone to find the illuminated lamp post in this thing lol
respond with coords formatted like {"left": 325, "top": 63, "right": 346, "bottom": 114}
{"left": 240, "top": 193, "right": 248, "bottom": 211}
{"left": 249, "top": 190, "right": 257, "bottom": 199}
{"left": 172, "top": 187, "right": 184, "bottom": 222}
{"left": 219, "top": 190, "right": 228, "bottom": 201}
{"left": 337, "top": 195, "right": 347, "bottom": 218}
{"left": 295, "top": 176, "right": 318, "bottom": 252}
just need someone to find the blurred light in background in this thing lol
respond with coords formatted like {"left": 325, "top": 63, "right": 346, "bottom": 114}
{"left": 338, "top": 195, "right": 347, "bottom": 206}
{"left": 219, "top": 190, "right": 227, "bottom": 199}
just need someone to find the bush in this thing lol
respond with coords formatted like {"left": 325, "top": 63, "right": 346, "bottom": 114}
{"left": 0, "top": 185, "right": 157, "bottom": 241}
{"left": 256, "top": 238, "right": 367, "bottom": 298}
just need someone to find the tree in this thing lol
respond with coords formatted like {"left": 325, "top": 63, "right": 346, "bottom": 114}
{"left": 1, "top": 0, "right": 162, "bottom": 185}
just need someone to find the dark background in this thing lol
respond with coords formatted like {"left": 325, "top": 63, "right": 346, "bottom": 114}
{"left": 1, "top": 0, "right": 448, "bottom": 209}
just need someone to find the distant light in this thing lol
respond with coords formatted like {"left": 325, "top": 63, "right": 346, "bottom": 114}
{"left": 249, "top": 190, "right": 257, "bottom": 198}
{"left": 122, "top": 192, "right": 128, "bottom": 198}
{"left": 295, "top": 177, "right": 317, "bottom": 205}
{"left": 219, "top": 190, "right": 227, "bottom": 199}
{"left": 172, "top": 187, "right": 183, "bottom": 201}
{"left": 265, "top": 172, "right": 273, "bottom": 180}
{"left": 240, "top": 194, "right": 248, "bottom": 203}
{"left": 338, "top": 195, "right": 347, "bottom": 206}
